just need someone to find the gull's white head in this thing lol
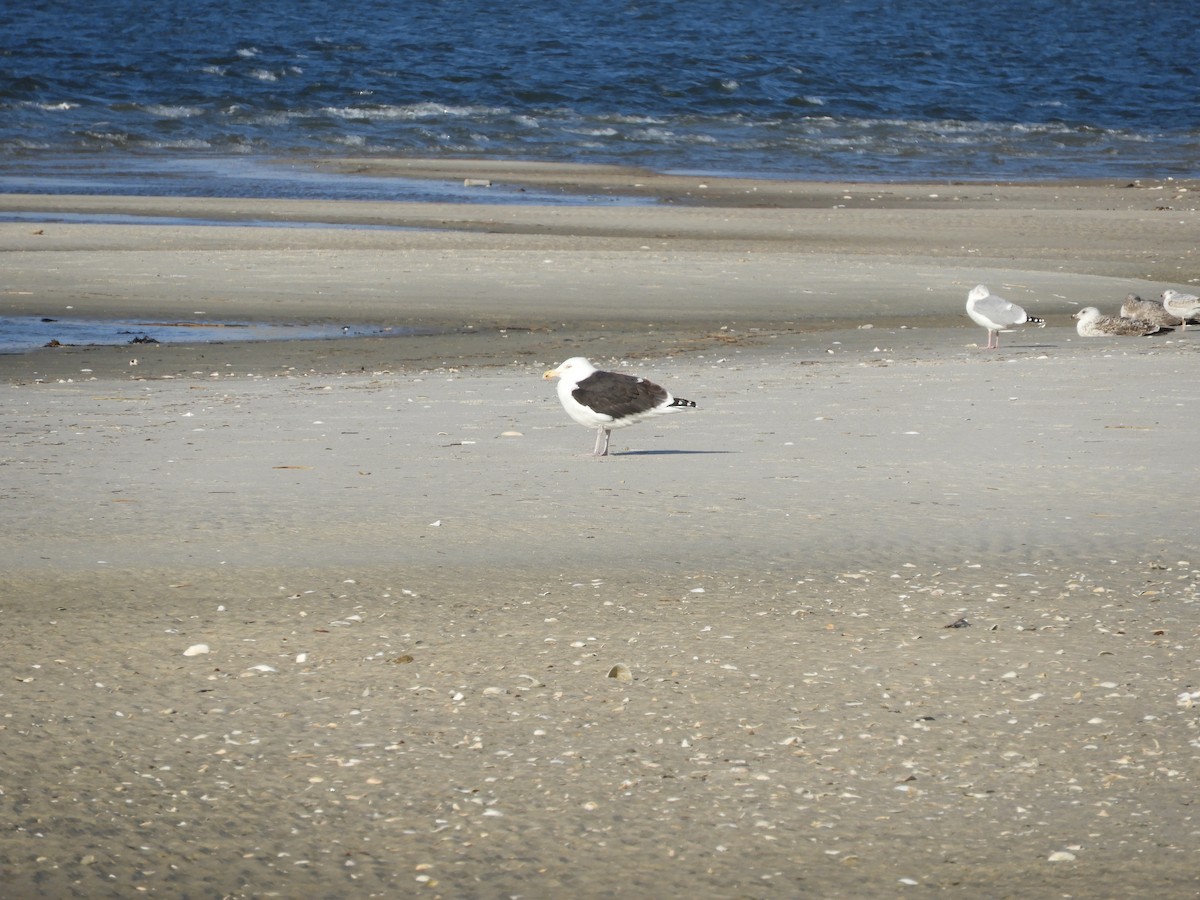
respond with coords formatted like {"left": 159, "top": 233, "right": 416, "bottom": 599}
{"left": 968, "top": 284, "right": 990, "bottom": 302}
{"left": 542, "top": 357, "right": 595, "bottom": 382}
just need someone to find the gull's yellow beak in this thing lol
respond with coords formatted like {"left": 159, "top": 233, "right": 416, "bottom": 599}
{"left": 542, "top": 368, "right": 560, "bottom": 380}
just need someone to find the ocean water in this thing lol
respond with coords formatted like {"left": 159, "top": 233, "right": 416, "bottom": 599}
{"left": 1, "top": 0, "right": 1197, "bottom": 202}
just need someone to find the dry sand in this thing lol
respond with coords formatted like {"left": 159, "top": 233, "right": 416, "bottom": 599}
{"left": 1, "top": 165, "right": 1198, "bottom": 897}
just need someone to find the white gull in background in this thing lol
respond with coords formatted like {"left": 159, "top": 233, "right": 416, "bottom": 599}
{"left": 1073, "top": 306, "right": 1170, "bottom": 337}
{"left": 965, "top": 284, "right": 1045, "bottom": 349}
{"left": 1120, "top": 293, "right": 1181, "bottom": 327}
{"left": 1160, "top": 289, "right": 1200, "bottom": 330}
{"left": 543, "top": 357, "right": 697, "bottom": 456}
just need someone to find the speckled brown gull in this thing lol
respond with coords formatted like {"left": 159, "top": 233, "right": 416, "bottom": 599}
{"left": 1073, "top": 306, "right": 1170, "bottom": 337}
{"left": 1161, "top": 289, "right": 1200, "bottom": 330}
{"left": 1119, "top": 293, "right": 1181, "bottom": 327}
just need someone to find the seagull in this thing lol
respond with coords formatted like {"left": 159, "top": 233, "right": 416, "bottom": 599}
{"left": 543, "top": 357, "right": 696, "bottom": 456}
{"left": 1120, "top": 293, "right": 1181, "bottom": 327}
{"left": 1161, "top": 289, "right": 1200, "bottom": 330}
{"left": 1073, "top": 307, "right": 1170, "bottom": 337}
{"left": 965, "top": 284, "right": 1045, "bottom": 349}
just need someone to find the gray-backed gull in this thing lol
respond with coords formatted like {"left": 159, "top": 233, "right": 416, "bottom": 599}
{"left": 1073, "top": 307, "right": 1169, "bottom": 337}
{"left": 1161, "top": 289, "right": 1200, "bottom": 330}
{"left": 1120, "top": 293, "right": 1182, "bottom": 327}
{"left": 543, "top": 357, "right": 696, "bottom": 456}
{"left": 965, "top": 284, "right": 1045, "bottom": 349}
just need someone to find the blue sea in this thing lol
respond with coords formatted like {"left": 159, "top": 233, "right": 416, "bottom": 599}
{"left": 2, "top": 0, "right": 1198, "bottom": 203}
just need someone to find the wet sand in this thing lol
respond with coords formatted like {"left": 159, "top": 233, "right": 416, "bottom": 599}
{"left": 1, "top": 165, "right": 1199, "bottom": 897}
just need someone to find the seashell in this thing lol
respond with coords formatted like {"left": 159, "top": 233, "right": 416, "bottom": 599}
{"left": 183, "top": 644, "right": 210, "bottom": 656}
{"left": 607, "top": 664, "right": 633, "bottom": 682}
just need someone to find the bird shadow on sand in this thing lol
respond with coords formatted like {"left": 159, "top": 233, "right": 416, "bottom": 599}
{"left": 612, "top": 449, "right": 737, "bottom": 456}
{"left": 977, "top": 340, "right": 1061, "bottom": 352}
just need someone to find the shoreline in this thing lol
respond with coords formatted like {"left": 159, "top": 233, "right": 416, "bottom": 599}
{"left": 2, "top": 166, "right": 1197, "bottom": 359}
{"left": 308, "top": 156, "right": 1200, "bottom": 206}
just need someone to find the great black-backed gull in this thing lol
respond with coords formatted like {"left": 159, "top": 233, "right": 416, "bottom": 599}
{"left": 1120, "top": 293, "right": 1182, "bottom": 327}
{"left": 965, "top": 284, "right": 1045, "bottom": 349}
{"left": 1073, "top": 306, "right": 1170, "bottom": 337}
{"left": 543, "top": 357, "right": 696, "bottom": 456}
{"left": 1161, "top": 289, "right": 1200, "bottom": 330}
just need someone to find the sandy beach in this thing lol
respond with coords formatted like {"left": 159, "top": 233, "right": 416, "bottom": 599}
{"left": 2, "top": 164, "right": 1199, "bottom": 897}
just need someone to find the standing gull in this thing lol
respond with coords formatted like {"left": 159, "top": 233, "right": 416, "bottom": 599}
{"left": 1120, "top": 293, "right": 1181, "bottom": 327}
{"left": 965, "top": 284, "right": 1045, "bottom": 349}
{"left": 1073, "top": 307, "right": 1169, "bottom": 337}
{"left": 543, "top": 357, "right": 696, "bottom": 456}
{"left": 1161, "top": 289, "right": 1200, "bottom": 330}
